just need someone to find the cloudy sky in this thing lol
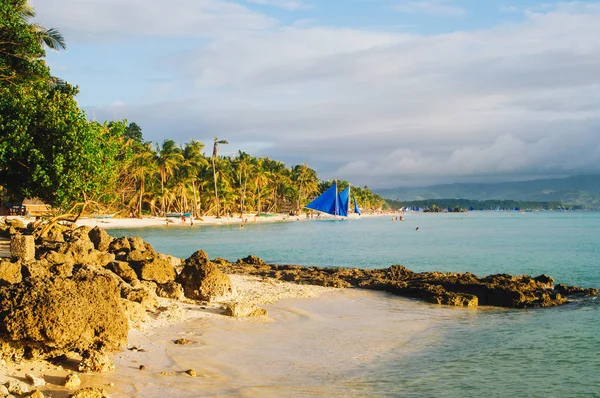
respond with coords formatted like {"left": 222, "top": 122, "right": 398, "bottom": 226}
{"left": 32, "top": 0, "right": 600, "bottom": 188}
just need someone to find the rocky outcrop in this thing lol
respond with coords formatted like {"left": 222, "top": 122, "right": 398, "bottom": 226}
{"left": 178, "top": 250, "right": 232, "bottom": 301}
{"left": 219, "top": 259, "right": 598, "bottom": 308}
{"left": 10, "top": 234, "right": 35, "bottom": 262}
{"left": 0, "top": 268, "right": 128, "bottom": 360}
{"left": 88, "top": 226, "right": 113, "bottom": 251}
{"left": 223, "top": 302, "right": 268, "bottom": 317}
{"left": 70, "top": 387, "right": 110, "bottom": 398}
{"left": 0, "top": 258, "right": 22, "bottom": 286}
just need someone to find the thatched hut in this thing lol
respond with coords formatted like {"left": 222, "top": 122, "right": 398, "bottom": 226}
{"left": 22, "top": 198, "right": 51, "bottom": 216}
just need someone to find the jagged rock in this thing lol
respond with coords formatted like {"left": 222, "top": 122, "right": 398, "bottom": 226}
{"left": 4, "top": 218, "right": 25, "bottom": 230}
{"left": 121, "top": 300, "right": 150, "bottom": 329}
{"left": 69, "top": 387, "right": 110, "bottom": 398}
{"left": 173, "top": 338, "right": 193, "bottom": 345}
{"left": 25, "top": 373, "right": 46, "bottom": 387}
{"left": 0, "top": 259, "right": 21, "bottom": 286}
{"left": 212, "top": 258, "right": 230, "bottom": 266}
{"left": 28, "top": 390, "right": 46, "bottom": 398}
{"left": 21, "top": 259, "right": 52, "bottom": 279}
{"left": 10, "top": 235, "right": 35, "bottom": 262}
{"left": 108, "top": 237, "right": 130, "bottom": 253}
{"left": 88, "top": 227, "right": 113, "bottom": 251}
{"left": 39, "top": 224, "right": 67, "bottom": 242}
{"left": 63, "top": 373, "right": 81, "bottom": 389}
{"left": 107, "top": 261, "right": 138, "bottom": 283}
{"left": 122, "top": 285, "right": 158, "bottom": 311}
{"left": 128, "top": 237, "right": 145, "bottom": 252}
{"left": 4, "top": 380, "right": 29, "bottom": 395}
{"left": 58, "top": 239, "right": 94, "bottom": 262}
{"left": 64, "top": 226, "right": 93, "bottom": 243}
{"left": 78, "top": 350, "right": 115, "bottom": 373}
{"left": 236, "top": 255, "right": 265, "bottom": 266}
{"left": 0, "top": 268, "right": 128, "bottom": 360}
{"left": 137, "top": 258, "right": 176, "bottom": 284}
{"left": 127, "top": 250, "right": 153, "bottom": 263}
{"left": 156, "top": 281, "right": 184, "bottom": 300}
{"left": 186, "top": 369, "right": 196, "bottom": 377}
{"left": 177, "top": 250, "right": 232, "bottom": 301}
{"left": 555, "top": 284, "right": 598, "bottom": 296}
{"left": 223, "top": 302, "right": 268, "bottom": 317}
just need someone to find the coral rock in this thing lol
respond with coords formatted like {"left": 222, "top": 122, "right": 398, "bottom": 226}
{"left": 88, "top": 227, "right": 113, "bottom": 251}
{"left": 63, "top": 373, "right": 82, "bottom": 389}
{"left": 69, "top": 387, "right": 110, "bottom": 398}
{"left": 177, "top": 250, "right": 232, "bottom": 301}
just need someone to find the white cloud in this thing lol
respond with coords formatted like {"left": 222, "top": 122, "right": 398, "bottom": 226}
{"left": 33, "top": 0, "right": 600, "bottom": 187}
{"left": 244, "top": 0, "right": 312, "bottom": 11}
{"left": 394, "top": 0, "right": 466, "bottom": 17}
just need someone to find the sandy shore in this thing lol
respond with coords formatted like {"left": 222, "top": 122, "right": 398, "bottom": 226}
{"left": 0, "top": 274, "right": 339, "bottom": 397}
{"left": 3, "top": 212, "right": 380, "bottom": 231}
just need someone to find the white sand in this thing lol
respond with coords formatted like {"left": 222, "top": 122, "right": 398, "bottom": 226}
{"left": 0, "top": 274, "right": 338, "bottom": 397}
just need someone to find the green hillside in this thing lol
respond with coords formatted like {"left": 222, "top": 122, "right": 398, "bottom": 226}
{"left": 376, "top": 175, "right": 600, "bottom": 209}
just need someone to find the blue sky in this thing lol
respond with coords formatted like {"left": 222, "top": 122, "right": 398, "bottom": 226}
{"left": 32, "top": 0, "right": 600, "bottom": 187}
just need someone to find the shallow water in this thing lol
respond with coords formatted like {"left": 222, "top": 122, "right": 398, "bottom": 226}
{"left": 109, "top": 212, "right": 600, "bottom": 397}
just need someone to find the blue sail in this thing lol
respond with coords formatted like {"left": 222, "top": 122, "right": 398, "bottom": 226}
{"left": 305, "top": 184, "right": 339, "bottom": 216}
{"left": 352, "top": 194, "right": 361, "bottom": 215}
{"left": 338, "top": 187, "right": 350, "bottom": 217}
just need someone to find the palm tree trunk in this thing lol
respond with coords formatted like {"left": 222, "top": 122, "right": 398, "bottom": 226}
{"left": 138, "top": 177, "right": 144, "bottom": 218}
{"left": 212, "top": 156, "right": 220, "bottom": 217}
{"left": 192, "top": 180, "right": 198, "bottom": 218}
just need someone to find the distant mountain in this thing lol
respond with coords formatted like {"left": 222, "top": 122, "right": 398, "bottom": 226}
{"left": 375, "top": 175, "right": 600, "bottom": 208}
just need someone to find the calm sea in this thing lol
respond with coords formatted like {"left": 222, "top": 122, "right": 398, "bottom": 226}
{"left": 109, "top": 212, "right": 600, "bottom": 397}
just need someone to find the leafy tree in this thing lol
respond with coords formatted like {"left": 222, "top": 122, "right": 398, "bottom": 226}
{"left": 124, "top": 122, "right": 144, "bottom": 144}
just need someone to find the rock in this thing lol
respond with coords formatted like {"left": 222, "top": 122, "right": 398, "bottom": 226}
{"left": 88, "top": 227, "right": 113, "bottom": 251}
{"left": 121, "top": 300, "right": 150, "bottom": 329}
{"left": 5, "top": 218, "right": 25, "bottom": 230}
{"left": 128, "top": 237, "right": 145, "bottom": 252}
{"left": 127, "top": 250, "right": 153, "bottom": 263}
{"left": 39, "top": 224, "right": 67, "bottom": 242}
{"left": 186, "top": 369, "right": 196, "bottom": 377}
{"left": 0, "top": 259, "right": 22, "bottom": 286}
{"left": 138, "top": 259, "right": 176, "bottom": 284}
{"left": 63, "top": 373, "right": 81, "bottom": 389}
{"left": 25, "top": 373, "right": 46, "bottom": 387}
{"left": 10, "top": 235, "right": 35, "bottom": 262}
{"left": 27, "top": 390, "right": 45, "bottom": 398}
{"left": 177, "top": 250, "right": 232, "bottom": 301}
{"left": 63, "top": 226, "right": 93, "bottom": 243}
{"left": 236, "top": 255, "right": 265, "bottom": 266}
{"left": 20, "top": 260, "right": 52, "bottom": 279}
{"left": 223, "top": 302, "right": 268, "bottom": 317}
{"left": 78, "top": 350, "right": 115, "bottom": 373}
{"left": 0, "top": 385, "right": 8, "bottom": 396}
{"left": 173, "top": 338, "right": 193, "bottom": 345}
{"left": 4, "top": 380, "right": 29, "bottom": 395}
{"left": 0, "top": 268, "right": 128, "bottom": 360}
{"left": 156, "top": 281, "right": 184, "bottom": 300}
{"left": 69, "top": 387, "right": 110, "bottom": 398}
{"left": 108, "top": 237, "right": 130, "bottom": 254}
{"left": 122, "top": 286, "right": 158, "bottom": 311}
{"left": 107, "top": 261, "right": 138, "bottom": 283}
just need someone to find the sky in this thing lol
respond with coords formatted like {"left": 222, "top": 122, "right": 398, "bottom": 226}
{"left": 31, "top": 0, "right": 600, "bottom": 188}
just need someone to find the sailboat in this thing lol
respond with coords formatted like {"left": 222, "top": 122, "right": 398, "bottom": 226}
{"left": 305, "top": 183, "right": 361, "bottom": 218}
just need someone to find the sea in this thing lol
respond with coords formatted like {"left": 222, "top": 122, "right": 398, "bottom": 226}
{"left": 106, "top": 211, "right": 600, "bottom": 397}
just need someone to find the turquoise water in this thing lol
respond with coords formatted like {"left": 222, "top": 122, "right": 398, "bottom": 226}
{"left": 109, "top": 212, "right": 600, "bottom": 397}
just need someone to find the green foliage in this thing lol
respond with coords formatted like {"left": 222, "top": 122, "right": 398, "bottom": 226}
{"left": 0, "top": 81, "right": 125, "bottom": 209}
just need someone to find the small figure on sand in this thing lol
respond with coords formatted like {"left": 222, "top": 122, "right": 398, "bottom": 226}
{"left": 415, "top": 227, "right": 419, "bottom": 231}
{"left": 239, "top": 224, "right": 244, "bottom": 229}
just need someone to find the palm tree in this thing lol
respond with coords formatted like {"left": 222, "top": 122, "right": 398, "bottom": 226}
{"left": 129, "top": 143, "right": 158, "bottom": 217}
{"left": 211, "top": 137, "right": 228, "bottom": 217}
{"left": 182, "top": 140, "right": 207, "bottom": 218}
{"left": 156, "top": 139, "right": 184, "bottom": 215}
{"left": 16, "top": 3, "right": 67, "bottom": 51}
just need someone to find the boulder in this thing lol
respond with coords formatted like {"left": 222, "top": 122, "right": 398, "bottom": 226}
{"left": 63, "top": 373, "right": 81, "bottom": 389}
{"left": 156, "top": 281, "right": 184, "bottom": 300}
{"left": 63, "top": 226, "right": 93, "bottom": 243}
{"left": 137, "top": 258, "right": 176, "bottom": 284}
{"left": 4, "top": 379, "right": 29, "bottom": 395}
{"left": 107, "top": 261, "right": 138, "bottom": 283}
{"left": 177, "top": 250, "right": 232, "bottom": 301}
{"left": 78, "top": 350, "right": 115, "bottom": 373}
{"left": 223, "top": 302, "right": 268, "bottom": 317}
{"left": 128, "top": 249, "right": 154, "bottom": 263}
{"left": 122, "top": 285, "right": 158, "bottom": 311}
{"left": 236, "top": 255, "right": 265, "bottom": 266}
{"left": 70, "top": 387, "right": 110, "bottom": 398}
{"left": 108, "top": 237, "right": 131, "bottom": 253}
{"left": 0, "top": 259, "right": 22, "bottom": 286}
{"left": 88, "top": 227, "right": 113, "bottom": 251}
{"left": 128, "top": 237, "right": 145, "bottom": 252}
{"left": 0, "top": 268, "right": 128, "bottom": 360}
{"left": 10, "top": 234, "right": 35, "bottom": 262}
